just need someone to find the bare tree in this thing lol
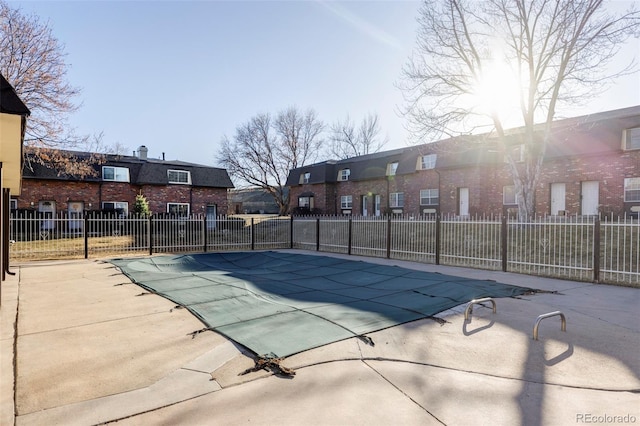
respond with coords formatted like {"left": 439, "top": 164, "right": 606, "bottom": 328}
{"left": 1, "top": 0, "right": 105, "bottom": 177}
{"left": 329, "top": 113, "right": 388, "bottom": 159}
{"left": 218, "top": 107, "right": 324, "bottom": 215}
{"left": 274, "top": 106, "right": 324, "bottom": 170}
{"left": 400, "top": 0, "right": 639, "bottom": 219}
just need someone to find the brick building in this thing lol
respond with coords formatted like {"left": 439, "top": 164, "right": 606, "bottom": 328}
{"left": 16, "top": 145, "right": 234, "bottom": 219}
{"left": 286, "top": 106, "right": 640, "bottom": 218}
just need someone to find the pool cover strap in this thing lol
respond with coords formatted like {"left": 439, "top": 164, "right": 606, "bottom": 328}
{"left": 111, "top": 251, "right": 534, "bottom": 358}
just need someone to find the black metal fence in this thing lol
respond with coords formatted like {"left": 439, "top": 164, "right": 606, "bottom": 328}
{"left": 8, "top": 213, "right": 639, "bottom": 287}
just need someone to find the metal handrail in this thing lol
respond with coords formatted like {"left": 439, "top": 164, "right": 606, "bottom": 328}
{"left": 533, "top": 311, "right": 566, "bottom": 340}
{"left": 464, "top": 297, "right": 497, "bottom": 321}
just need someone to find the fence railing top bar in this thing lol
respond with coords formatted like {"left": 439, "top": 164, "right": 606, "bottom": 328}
{"left": 9, "top": 212, "right": 637, "bottom": 224}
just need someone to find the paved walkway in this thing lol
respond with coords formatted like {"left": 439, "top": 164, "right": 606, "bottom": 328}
{"left": 1, "top": 251, "right": 639, "bottom": 425}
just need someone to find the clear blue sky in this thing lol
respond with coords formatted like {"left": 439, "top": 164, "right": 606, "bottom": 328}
{"left": 13, "top": 0, "right": 640, "bottom": 167}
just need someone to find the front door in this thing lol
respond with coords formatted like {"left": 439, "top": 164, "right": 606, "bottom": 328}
{"left": 38, "top": 201, "right": 56, "bottom": 231}
{"left": 459, "top": 188, "right": 469, "bottom": 216}
{"left": 374, "top": 195, "right": 381, "bottom": 216}
{"left": 206, "top": 205, "right": 217, "bottom": 230}
{"left": 581, "top": 181, "right": 599, "bottom": 216}
{"left": 68, "top": 201, "right": 84, "bottom": 232}
{"left": 362, "top": 196, "right": 368, "bottom": 216}
{"left": 550, "top": 183, "right": 566, "bottom": 215}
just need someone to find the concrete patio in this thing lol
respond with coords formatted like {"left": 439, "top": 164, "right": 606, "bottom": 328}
{"left": 1, "top": 250, "right": 638, "bottom": 425}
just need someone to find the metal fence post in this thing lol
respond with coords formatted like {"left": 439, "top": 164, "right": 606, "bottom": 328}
{"left": 435, "top": 215, "right": 441, "bottom": 265}
{"left": 501, "top": 216, "right": 508, "bottom": 272}
{"left": 203, "top": 215, "right": 207, "bottom": 252}
{"left": 593, "top": 217, "right": 601, "bottom": 283}
{"left": 148, "top": 215, "right": 153, "bottom": 255}
{"left": 316, "top": 218, "right": 320, "bottom": 251}
{"left": 386, "top": 216, "right": 391, "bottom": 259}
{"left": 251, "top": 218, "right": 255, "bottom": 250}
{"left": 84, "top": 214, "right": 89, "bottom": 259}
{"left": 290, "top": 216, "right": 294, "bottom": 249}
{"left": 348, "top": 217, "right": 353, "bottom": 255}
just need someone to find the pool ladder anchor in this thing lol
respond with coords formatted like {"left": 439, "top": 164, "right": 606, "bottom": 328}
{"left": 533, "top": 311, "right": 566, "bottom": 340}
{"left": 464, "top": 297, "right": 497, "bottom": 322}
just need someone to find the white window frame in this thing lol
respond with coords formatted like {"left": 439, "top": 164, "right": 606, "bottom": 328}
{"left": 421, "top": 154, "right": 437, "bottom": 170}
{"left": 420, "top": 189, "right": 439, "bottom": 205}
{"left": 624, "top": 177, "right": 640, "bottom": 202}
{"left": 624, "top": 128, "right": 640, "bottom": 150}
{"left": 102, "top": 201, "right": 129, "bottom": 216}
{"left": 340, "top": 195, "right": 353, "bottom": 209}
{"left": 504, "top": 145, "right": 524, "bottom": 163}
{"left": 298, "top": 196, "right": 311, "bottom": 208}
{"left": 167, "top": 169, "right": 191, "bottom": 185}
{"left": 389, "top": 192, "right": 404, "bottom": 208}
{"left": 300, "top": 172, "right": 311, "bottom": 184}
{"left": 9, "top": 199, "right": 17, "bottom": 210}
{"left": 102, "top": 166, "right": 130, "bottom": 182}
{"left": 503, "top": 186, "right": 518, "bottom": 205}
{"left": 387, "top": 162, "right": 399, "bottom": 176}
{"left": 339, "top": 169, "right": 350, "bottom": 181}
{"left": 167, "top": 202, "right": 190, "bottom": 217}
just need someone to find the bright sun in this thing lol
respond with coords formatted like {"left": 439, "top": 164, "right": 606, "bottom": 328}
{"left": 474, "top": 58, "right": 523, "bottom": 124}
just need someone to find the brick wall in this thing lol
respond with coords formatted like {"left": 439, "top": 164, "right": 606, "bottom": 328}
{"left": 288, "top": 147, "right": 640, "bottom": 218}
{"left": 191, "top": 187, "right": 229, "bottom": 216}
{"left": 18, "top": 179, "right": 229, "bottom": 216}
{"left": 290, "top": 183, "right": 335, "bottom": 214}
{"left": 100, "top": 183, "right": 139, "bottom": 208}
{"left": 19, "top": 180, "right": 100, "bottom": 212}
{"left": 537, "top": 151, "right": 640, "bottom": 216}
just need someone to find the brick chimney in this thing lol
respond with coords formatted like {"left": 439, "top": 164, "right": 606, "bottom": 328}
{"left": 137, "top": 145, "right": 148, "bottom": 160}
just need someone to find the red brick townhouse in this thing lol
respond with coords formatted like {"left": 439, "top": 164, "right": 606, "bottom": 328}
{"left": 286, "top": 106, "right": 640, "bottom": 218}
{"left": 15, "top": 145, "right": 234, "bottom": 219}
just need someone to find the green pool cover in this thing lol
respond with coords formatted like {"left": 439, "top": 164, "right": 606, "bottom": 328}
{"left": 111, "top": 251, "right": 534, "bottom": 358}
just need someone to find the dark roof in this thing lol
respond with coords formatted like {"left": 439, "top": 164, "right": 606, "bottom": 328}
{"left": 545, "top": 106, "right": 640, "bottom": 158}
{"left": 230, "top": 188, "right": 288, "bottom": 203}
{"left": 22, "top": 149, "right": 234, "bottom": 188}
{"left": 0, "top": 74, "right": 30, "bottom": 116}
{"left": 286, "top": 139, "right": 485, "bottom": 184}
{"left": 287, "top": 106, "right": 640, "bottom": 185}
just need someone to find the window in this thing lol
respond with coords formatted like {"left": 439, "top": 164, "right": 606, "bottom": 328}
{"left": 167, "top": 203, "right": 190, "bottom": 217}
{"left": 168, "top": 169, "right": 191, "bottom": 184}
{"left": 420, "top": 189, "right": 439, "bottom": 205}
{"left": 298, "top": 196, "right": 314, "bottom": 209}
{"left": 504, "top": 145, "right": 524, "bottom": 163}
{"left": 624, "top": 177, "right": 640, "bottom": 202}
{"left": 102, "top": 202, "right": 128, "bottom": 217}
{"left": 503, "top": 186, "right": 518, "bottom": 205}
{"left": 421, "top": 154, "right": 437, "bottom": 170}
{"left": 102, "top": 166, "right": 130, "bottom": 182}
{"left": 387, "top": 162, "right": 398, "bottom": 176}
{"left": 299, "top": 172, "right": 311, "bottom": 184}
{"left": 624, "top": 128, "right": 640, "bottom": 150}
{"left": 340, "top": 195, "right": 353, "bottom": 209}
{"left": 389, "top": 192, "right": 404, "bottom": 208}
{"left": 339, "top": 168, "right": 350, "bottom": 181}
{"left": 9, "top": 199, "right": 17, "bottom": 210}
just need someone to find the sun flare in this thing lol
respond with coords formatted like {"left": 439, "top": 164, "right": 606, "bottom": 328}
{"left": 474, "top": 59, "right": 523, "bottom": 123}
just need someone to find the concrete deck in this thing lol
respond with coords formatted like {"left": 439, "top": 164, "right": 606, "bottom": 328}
{"left": 1, "top": 251, "right": 638, "bottom": 425}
